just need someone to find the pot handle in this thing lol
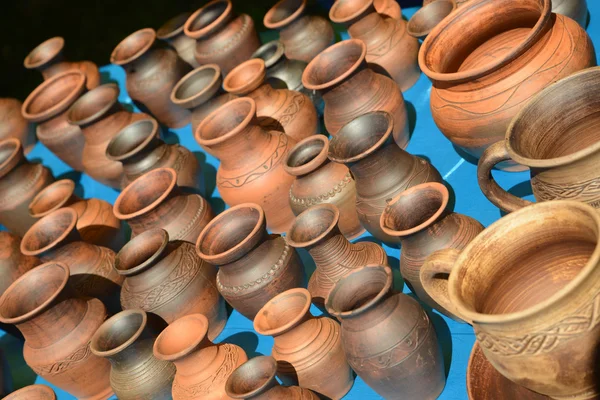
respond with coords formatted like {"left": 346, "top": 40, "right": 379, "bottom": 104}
{"left": 477, "top": 141, "right": 533, "bottom": 213}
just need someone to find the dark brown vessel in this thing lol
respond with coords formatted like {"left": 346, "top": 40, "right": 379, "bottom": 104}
{"left": 0, "top": 98, "right": 36, "bottom": 154}
{"left": 157, "top": 13, "right": 200, "bottom": 68}
{"left": 0, "top": 232, "right": 40, "bottom": 295}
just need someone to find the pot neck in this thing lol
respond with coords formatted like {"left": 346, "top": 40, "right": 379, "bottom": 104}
{"left": 80, "top": 105, "right": 132, "bottom": 144}
{"left": 216, "top": 228, "right": 269, "bottom": 270}
{"left": 398, "top": 210, "right": 452, "bottom": 245}
{"left": 119, "top": 137, "right": 170, "bottom": 177}
{"left": 32, "top": 226, "right": 83, "bottom": 260}
{"left": 272, "top": 312, "right": 316, "bottom": 349}
{"left": 304, "top": 228, "right": 354, "bottom": 271}
{"left": 103, "top": 326, "right": 159, "bottom": 368}
{"left": 320, "top": 62, "right": 372, "bottom": 101}
{"left": 0, "top": 145, "right": 28, "bottom": 179}
{"left": 340, "top": 291, "right": 398, "bottom": 330}
{"left": 119, "top": 48, "right": 160, "bottom": 78}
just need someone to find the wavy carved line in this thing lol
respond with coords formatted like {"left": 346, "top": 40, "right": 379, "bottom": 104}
{"left": 31, "top": 341, "right": 92, "bottom": 376}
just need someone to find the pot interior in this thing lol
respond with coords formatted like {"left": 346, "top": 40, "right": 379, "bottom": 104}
{"left": 199, "top": 99, "right": 252, "bottom": 141}
{"left": 288, "top": 205, "right": 336, "bottom": 244}
{"left": 94, "top": 312, "right": 144, "bottom": 352}
{"left": 303, "top": 40, "right": 363, "bottom": 87}
{"left": 381, "top": 184, "right": 446, "bottom": 235}
{"left": 29, "top": 180, "right": 74, "bottom": 217}
{"left": 68, "top": 84, "right": 118, "bottom": 124}
{"left": 329, "top": 111, "right": 390, "bottom": 160}
{"left": 268, "top": 0, "right": 302, "bottom": 24}
{"left": 27, "top": 72, "right": 83, "bottom": 116}
{"left": 155, "top": 315, "right": 207, "bottom": 357}
{"left": 286, "top": 137, "right": 325, "bottom": 169}
{"left": 226, "top": 356, "right": 276, "bottom": 397}
{"left": 116, "top": 229, "right": 165, "bottom": 272}
{"left": 255, "top": 290, "right": 309, "bottom": 333}
{"left": 174, "top": 67, "right": 218, "bottom": 100}
{"left": 21, "top": 209, "right": 75, "bottom": 252}
{"left": 189, "top": 1, "right": 228, "bottom": 32}
{"left": 116, "top": 169, "right": 174, "bottom": 216}
{"left": 107, "top": 119, "right": 155, "bottom": 159}
{"left": 327, "top": 266, "right": 389, "bottom": 314}
{"left": 198, "top": 206, "right": 260, "bottom": 256}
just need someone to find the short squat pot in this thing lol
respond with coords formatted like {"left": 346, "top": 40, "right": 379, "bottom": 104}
{"left": 0, "top": 98, "right": 36, "bottom": 154}
{"left": 157, "top": 12, "right": 199, "bottom": 68}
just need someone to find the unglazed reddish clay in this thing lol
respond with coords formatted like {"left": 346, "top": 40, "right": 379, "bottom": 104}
{"left": 195, "top": 203, "right": 305, "bottom": 320}
{"left": 195, "top": 98, "right": 296, "bottom": 234}
{"left": 302, "top": 39, "right": 409, "bottom": 147}
{"left": 0, "top": 232, "right": 40, "bottom": 295}
{"left": 407, "top": 0, "right": 457, "bottom": 40}
{"left": 0, "top": 262, "right": 113, "bottom": 400}
{"left": 157, "top": 13, "right": 200, "bottom": 68}
{"left": 153, "top": 313, "right": 247, "bottom": 400}
{"left": 0, "top": 98, "right": 36, "bottom": 154}
{"left": 3, "top": 384, "right": 57, "bottom": 400}
{"left": 374, "top": 0, "right": 401, "bottom": 19}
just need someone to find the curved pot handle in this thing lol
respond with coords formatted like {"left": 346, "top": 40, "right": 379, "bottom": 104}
{"left": 477, "top": 141, "right": 533, "bottom": 213}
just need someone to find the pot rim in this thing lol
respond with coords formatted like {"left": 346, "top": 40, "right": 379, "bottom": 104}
{"left": 106, "top": 118, "right": 160, "bottom": 162}
{"left": 24, "top": 36, "right": 64, "bottom": 70}
{"left": 286, "top": 203, "right": 340, "bottom": 248}
{"left": 284, "top": 134, "right": 329, "bottom": 177}
{"left": 66, "top": 83, "right": 120, "bottom": 126}
{"left": 110, "top": 28, "right": 156, "bottom": 66}
{"left": 407, "top": 0, "right": 457, "bottom": 39}
{"left": 252, "top": 40, "right": 286, "bottom": 69}
{"left": 329, "top": 0, "right": 373, "bottom": 24}
{"left": 0, "top": 138, "right": 23, "bottom": 178}
{"left": 194, "top": 97, "right": 257, "bottom": 147}
{"left": 223, "top": 59, "right": 266, "bottom": 96}
{"left": 225, "top": 356, "right": 278, "bottom": 399}
{"left": 253, "top": 288, "right": 312, "bottom": 336}
{"left": 157, "top": 12, "right": 192, "bottom": 40}
{"left": 184, "top": 0, "right": 233, "bottom": 40}
{"left": 264, "top": 0, "right": 306, "bottom": 30}
{"left": 28, "top": 179, "right": 76, "bottom": 218}
{"left": 171, "top": 64, "right": 223, "bottom": 108}
{"left": 90, "top": 309, "right": 148, "bottom": 357}
{"left": 20, "top": 207, "right": 78, "bottom": 257}
{"left": 3, "top": 385, "right": 57, "bottom": 400}
{"left": 115, "top": 228, "right": 169, "bottom": 276}
{"left": 153, "top": 313, "right": 209, "bottom": 361}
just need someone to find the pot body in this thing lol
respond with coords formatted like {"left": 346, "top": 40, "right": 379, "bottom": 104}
{"left": 37, "top": 115, "right": 86, "bottom": 171}
{"left": 0, "top": 99, "right": 36, "bottom": 153}
{"left": 0, "top": 232, "right": 39, "bottom": 295}
{"left": 36, "top": 60, "right": 100, "bottom": 90}
{"left": 68, "top": 198, "right": 125, "bottom": 252}
{"left": 279, "top": 15, "right": 334, "bottom": 63}
{"left": 374, "top": 0, "right": 402, "bottom": 20}
{"left": 553, "top": 0, "right": 588, "bottom": 27}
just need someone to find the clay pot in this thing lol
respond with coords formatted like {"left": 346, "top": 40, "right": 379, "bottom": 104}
{"left": 420, "top": 200, "right": 600, "bottom": 398}
{"left": 286, "top": 204, "right": 388, "bottom": 304}
{"left": 21, "top": 70, "right": 87, "bottom": 171}
{"left": 302, "top": 39, "right": 409, "bottom": 147}
{"left": 90, "top": 309, "right": 176, "bottom": 400}
{"left": 0, "top": 262, "right": 112, "bottom": 399}
{"left": 3, "top": 385, "right": 56, "bottom": 400}
{"left": 171, "top": 65, "right": 237, "bottom": 134}
{"left": 24, "top": 37, "right": 100, "bottom": 90}
{"left": 284, "top": 135, "right": 363, "bottom": 239}
{"left": 184, "top": 0, "right": 260, "bottom": 75}
{"left": 419, "top": 0, "right": 595, "bottom": 170}
{"left": 407, "top": 0, "right": 457, "bottom": 40}
{"left": 380, "top": 182, "right": 483, "bottom": 316}
{"left": 225, "top": 356, "right": 319, "bottom": 400}
{"left": 106, "top": 118, "right": 203, "bottom": 192}
{"left": 157, "top": 12, "right": 200, "bottom": 68}
{"left": 223, "top": 59, "right": 318, "bottom": 143}
{"left": 0, "top": 98, "right": 36, "bottom": 154}
{"left": 153, "top": 313, "right": 247, "bottom": 400}
{"left": 0, "top": 232, "right": 39, "bottom": 295}
{"left": 195, "top": 203, "right": 305, "bottom": 320}
{"left": 478, "top": 67, "right": 600, "bottom": 213}
{"left": 328, "top": 111, "right": 442, "bottom": 243}
{"left": 553, "top": 0, "right": 588, "bottom": 27}
{"left": 330, "top": 0, "right": 420, "bottom": 92}
{"left": 254, "top": 288, "right": 353, "bottom": 398}
{"left": 116, "top": 228, "right": 227, "bottom": 340}
{"left": 263, "top": 0, "right": 334, "bottom": 63}
{"left": 195, "top": 98, "right": 296, "bottom": 233}
{"left": 110, "top": 28, "right": 191, "bottom": 128}
{"left": 0, "top": 138, "right": 54, "bottom": 235}
{"left": 374, "top": 0, "right": 401, "bottom": 19}
{"left": 326, "top": 265, "right": 446, "bottom": 399}
{"left": 113, "top": 168, "right": 213, "bottom": 243}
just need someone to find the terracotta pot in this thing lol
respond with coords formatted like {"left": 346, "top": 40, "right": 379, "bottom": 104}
{"left": 225, "top": 356, "right": 319, "bottom": 400}
{"left": 380, "top": 182, "right": 483, "bottom": 317}
{"left": 184, "top": 0, "right": 260, "bottom": 75}
{"left": 0, "top": 98, "right": 36, "bottom": 154}
{"left": 284, "top": 135, "right": 363, "bottom": 239}
{"left": 0, "top": 138, "right": 54, "bottom": 235}
{"left": 153, "top": 313, "right": 247, "bottom": 399}
{"left": 110, "top": 28, "right": 191, "bottom": 128}
{"left": 286, "top": 204, "right": 388, "bottom": 304}
{"left": 195, "top": 203, "right": 305, "bottom": 320}
{"left": 0, "top": 232, "right": 39, "bottom": 296}
{"left": 302, "top": 39, "right": 409, "bottom": 147}
{"left": 90, "top": 309, "right": 176, "bottom": 400}
{"left": 407, "top": 0, "right": 457, "bottom": 40}
{"left": 157, "top": 12, "right": 200, "bottom": 68}
{"left": 420, "top": 200, "right": 600, "bottom": 398}
{"left": 116, "top": 228, "right": 227, "bottom": 340}
{"left": 21, "top": 70, "right": 87, "bottom": 171}
{"left": 113, "top": 168, "right": 213, "bottom": 243}
{"left": 0, "top": 262, "right": 112, "bottom": 399}
{"left": 254, "top": 289, "right": 353, "bottom": 398}
{"left": 374, "top": 0, "right": 401, "bottom": 19}
{"left": 195, "top": 98, "right": 296, "bottom": 233}
{"left": 24, "top": 37, "right": 100, "bottom": 90}
{"left": 263, "top": 0, "right": 334, "bottom": 63}
{"left": 330, "top": 0, "right": 420, "bottom": 92}
{"left": 478, "top": 67, "right": 600, "bottom": 213}
{"left": 66, "top": 83, "right": 148, "bottom": 188}
{"left": 223, "top": 59, "right": 318, "bottom": 143}
{"left": 106, "top": 118, "right": 203, "bottom": 192}
{"left": 424, "top": 0, "right": 469, "bottom": 5}
{"left": 3, "top": 385, "right": 56, "bottom": 400}
{"left": 419, "top": 0, "right": 595, "bottom": 170}
{"left": 328, "top": 111, "right": 442, "bottom": 243}
{"left": 171, "top": 65, "right": 237, "bottom": 134}
{"left": 326, "top": 265, "right": 445, "bottom": 399}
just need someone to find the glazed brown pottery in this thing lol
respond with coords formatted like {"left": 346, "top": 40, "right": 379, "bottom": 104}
{"left": 24, "top": 37, "right": 100, "bottom": 90}
{"left": 195, "top": 203, "right": 305, "bottom": 320}
{"left": 326, "top": 265, "right": 446, "bottom": 399}
{"left": 157, "top": 12, "right": 200, "bottom": 68}
{"left": 116, "top": 228, "right": 227, "bottom": 340}
{"left": 106, "top": 118, "right": 203, "bottom": 192}
{"left": 223, "top": 59, "right": 318, "bottom": 143}
{"left": 380, "top": 182, "right": 483, "bottom": 316}
{"left": 0, "top": 98, "right": 36, "bottom": 154}
{"left": 330, "top": 0, "right": 420, "bottom": 92}
{"left": 254, "top": 288, "right": 354, "bottom": 398}
{"left": 90, "top": 309, "right": 176, "bottom": 400}
{"left": 28, "top": 179, "right": 125, "bottom": 251}
{"left": 286, "top": 204, "right": 388, "bottom": 304}
{"left": 195, "top": 98, "right": 296, "bottom": 233}
{"left": 302, "top": 39, "right": 409, "bottom": 147}
{"left": 419, "top": 0, "right": 595, "bottom": 170}
{"left": 225, "top": 356, "right": 319, "bottom": 400}
{"left": 478, "top": 67, "right": 600, "bottom": 213}
{"left": 67, "top": 83, "right": 148, "bottom": 188}
{"left": 0, "top": 262, "right": 113, "bottom": 399}
{"left": 0, "top": 138, "right": 54, "bottom": 235}
{"left": 328, "top": 111, "right": 442, "bottom": 243}
{"left": 407, "top": 0, "right": 457, "bottom": 40}
{"left": 263, "top": 0, "right": 334, "bottom": 63}
{"left": 184, "top": 0, "right": 260, "bottom": 75}
{"left": 110, "top": 28, "right": 191, "bottom": 128}
{"left": 21, "top": 70, "right": 87, "bottom": 171}
{"left": 113, "top": 168, "right": 213, "bottom": 243}
{"left": 420, "top": 200, "right": 600, "bottom": 398}
{"left": 374, "top": 0, "right": 401, "bottom": 19}
{"left": 3, "top": 385, "right": 57, "bottom": 400}
{"left": 153, "top": 313, "right": 248, "bottom": 400}
{"left": 0, "top": 232, "right": 39, "bottom": 295}
{"left": 284, "top": 135, "right": 363, "bottom": 239}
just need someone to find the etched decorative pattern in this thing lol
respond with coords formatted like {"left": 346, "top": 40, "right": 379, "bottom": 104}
{"left": 532, "top": 176, "right": 600, "bottom": 204}
{"left": 71, "top": 246, "right": 116, "bottom": 294}
{"left": 171, "top": 146, "right": 189, "bottom": 175}
{"left": 195, "top": 15, "right": 252, "bottom": 58}
{"left": 110, "top": 353, "right": 176, "bottom": 394}
{"left": 173, "top": 196, "right": 208, "bottom": 241}
{"left": 366, "top": 22, "right": 402, "bottom": 60}
{"left": 31, "top": 341, "right": 92, "bottom": 376}
{"left": 290, "top": 173, "right": 352, "bottom": 207}
{"left": 279, "top": 93, "right": 305, "bottom": 127}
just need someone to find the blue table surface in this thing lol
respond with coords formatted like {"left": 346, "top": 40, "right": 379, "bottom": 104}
{"left": 2, "top": 2, "right": 599, "bottom": 399}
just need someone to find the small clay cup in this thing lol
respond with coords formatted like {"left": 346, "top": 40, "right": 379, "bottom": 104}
{"left": 407, "top": 0, "right": 457, "bottom": 39}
